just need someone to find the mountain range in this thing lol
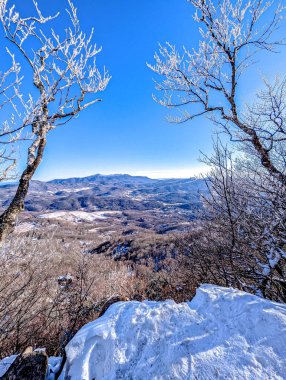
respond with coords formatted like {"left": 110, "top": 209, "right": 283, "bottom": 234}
{"left": 0, "top": 174, "right": 208, "bottom": 216}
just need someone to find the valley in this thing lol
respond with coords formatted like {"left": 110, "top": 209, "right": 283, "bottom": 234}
{"left": 0, "top": 174, "right": 207, "bottom": 242}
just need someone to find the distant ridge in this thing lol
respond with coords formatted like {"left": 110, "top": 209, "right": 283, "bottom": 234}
{"left": 48, "top": 173, "right": 155, "bottom": 185}
{"left": 0, "top": 173, "right": 207, "bottom": 216}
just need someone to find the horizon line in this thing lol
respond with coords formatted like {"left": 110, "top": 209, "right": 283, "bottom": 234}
{"left": 33, "top": 167, "right": 209, "bottom": 182}
{"left": 1, "top": 171, "right": 209, "bottom": 185}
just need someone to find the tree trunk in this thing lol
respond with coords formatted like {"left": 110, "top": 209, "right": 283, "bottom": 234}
{"left": 0, "top": 137, "right": 46, "bottom": 242}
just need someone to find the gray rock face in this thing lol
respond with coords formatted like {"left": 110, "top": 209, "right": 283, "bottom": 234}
{"left": 0, "top": 348, "right": 48, "bottom": 380}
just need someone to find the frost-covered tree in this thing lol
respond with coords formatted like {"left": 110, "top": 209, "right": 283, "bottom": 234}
{"left": 0, "top": 0, "right": 110, "bottom": 241}
{"left": 200, "top": 139, "right": 286, "bottom": 301}
{"left": 149, "top": 0, "right": 286, "bottom": 300}
{"left": 0, "top": 51, "right": 21, "bottom": 182}
{"left": 148, "top": 0, "right": 286, "bottom": 185}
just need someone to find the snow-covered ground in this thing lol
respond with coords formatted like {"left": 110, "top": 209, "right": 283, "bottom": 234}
{"left": 14, "top": 222, "right": 37, "bottom": 234}
{"left": 0, "top": 355, "right": 17, "bottom": 377}
{"left": 47, "top": 187, "right": 92, "bottom": 194}
{"left": 38, "top": 211, "right": 121, "bottom": 223}
{"left": 1, "top": 285, "right": 286, "bottom": 379}
{"left": 61, "top": 285, "right": 286, "bottom": 380}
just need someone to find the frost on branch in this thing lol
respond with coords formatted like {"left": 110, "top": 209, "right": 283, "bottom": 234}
{"left": 0, "top": 0, "right": 109, "bottom": 241}
{"left": 198, "top": 138, "right": 286, "bottom": 301}
{"left": 0, "top": 49, "right": 23, "bottom": 181}
{"left": 0, "top": 0, "right": 110, "bottom": 172}
{"left": 148, "top": 0, "right": 286, "bottom": 185}
{"left": 149, "top": 0, "right": 284, "bottom": 121}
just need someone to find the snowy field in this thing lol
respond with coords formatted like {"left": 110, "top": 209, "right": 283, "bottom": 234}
{"left": 38, "top": 211, "right": 121, "bottom": 223}
{"left": 61, "top": 285, "right": 286, "bottom": 379}
{"left": 14, "top": 222, "right": 37, "bottom": 234}
{"left": 46, "top": 187, "right": 92, "bottom": 194}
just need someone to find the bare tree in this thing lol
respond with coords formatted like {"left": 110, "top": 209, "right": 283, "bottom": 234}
{"left": 148, "top": 0, "right": 286, "bottom": 185}
{"left": 0, "top": 0, "right": 110, "bottom": 241}
{"left": 0, "top": 50, "right": 23, "bottom": 182}
{"left": 197, "top": 139, "right": 286, "bottom": 301}
{"left": 0, "top": 231, "right": 136, "bottom": 358}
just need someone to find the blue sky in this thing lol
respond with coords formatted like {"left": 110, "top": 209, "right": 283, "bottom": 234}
{"left": 5, "top": 0, "right": 286, "bottom": 180}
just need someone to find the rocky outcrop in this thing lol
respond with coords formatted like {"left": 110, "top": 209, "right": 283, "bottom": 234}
{"left": 0, "top": 347, "right": 48, "bottom": 380}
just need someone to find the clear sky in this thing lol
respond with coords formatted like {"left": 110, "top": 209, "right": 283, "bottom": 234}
{"left": 5, "top": 0, "right": 286, "bottom": 180}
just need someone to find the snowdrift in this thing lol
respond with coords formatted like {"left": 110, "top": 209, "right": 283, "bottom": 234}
{"left": 61, "top": 285, "right": 286, "bottom": 379}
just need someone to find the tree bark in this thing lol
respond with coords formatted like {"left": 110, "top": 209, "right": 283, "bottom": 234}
{"left": 0, "top": 137, "right": 46, "bottom": 242}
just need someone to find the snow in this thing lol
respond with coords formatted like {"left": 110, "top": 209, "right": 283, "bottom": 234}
{"left": 14, "top": 222, "right": 37, "bottom": 234}
{"left": 47, "top": 187, "right": 92, "bottom": 194}
{"left": 38, "top": 211, "right": 121, "bottom": 223}
{"left": 46, "top": 357, "right": 63, "bottom": 380}
{"left": 57, "top": 274, "right": 73, "bottom": 281}
{"left": 0, "top": 355, "right": 62, "bottom": 379}
{"left": 60, "top": 187, "right": 92, "bottom": 193}
{"left": 1, "top": 285, "right": 286, "bottom": 379}
{"left": 62, "top": 285, "right": 286, "bottom": 380}
{"left": 0, "top": 355, "right": 17, "bottom": 377}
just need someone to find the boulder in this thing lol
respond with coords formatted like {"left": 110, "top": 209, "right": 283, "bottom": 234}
{"left": 1, "top": 347, "right": 48, "bottom": 380}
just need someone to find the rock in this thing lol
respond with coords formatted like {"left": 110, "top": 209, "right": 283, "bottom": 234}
{"left": 0, "top": 348, "right": 48, "bottom": 380}
{"left": 98, "top": 295, "right": 130, "bottom": 317}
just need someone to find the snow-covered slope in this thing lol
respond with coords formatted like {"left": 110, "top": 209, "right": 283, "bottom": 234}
{"left": 61, "top": 285, "right": 286, "bottom": 380}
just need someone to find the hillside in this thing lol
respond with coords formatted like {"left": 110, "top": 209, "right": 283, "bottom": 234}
{"left": 0, "top": 174, "right": 207, "bottom": 213}
{"left": 0, "top": 174, "right": 208, "bottom": 239}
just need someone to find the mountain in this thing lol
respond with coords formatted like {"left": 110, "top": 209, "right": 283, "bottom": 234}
{"left": 0, "top": 174, "right": 208, "bottom": 214}
{"left": 49, "top": 173, "right": 154, "bottom": 186}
